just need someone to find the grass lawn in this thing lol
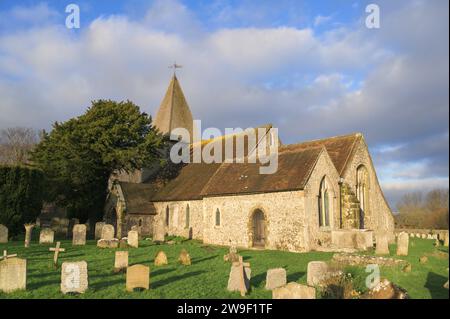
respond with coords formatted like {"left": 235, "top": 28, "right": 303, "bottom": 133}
{"left": 0, "top": 236, "right": 448, "bottom": 299}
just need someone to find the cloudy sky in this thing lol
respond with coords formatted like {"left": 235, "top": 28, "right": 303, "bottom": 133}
{"left": 0, "top": 0, "right": 448, "bottom": 207}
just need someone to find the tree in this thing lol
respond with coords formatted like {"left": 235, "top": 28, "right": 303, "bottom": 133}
{"left": 31, "top": 100, "right": 165, "bottom": 224}
{"left": 0, "top": 127, "right": 38, "bottom": 165}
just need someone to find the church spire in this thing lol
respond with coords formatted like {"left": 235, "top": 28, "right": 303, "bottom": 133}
{"left": 153, "top": 74, "right": 194, "bottom": 142}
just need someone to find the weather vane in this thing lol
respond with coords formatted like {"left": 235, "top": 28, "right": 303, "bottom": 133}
{"left": 169, "top": 62, "right": 183, "bottom": 75}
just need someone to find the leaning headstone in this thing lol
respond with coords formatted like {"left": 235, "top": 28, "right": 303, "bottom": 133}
{"left": 114, "top": 251, "right": 129, "bottom": 273}
{"left": 178, "top": 249, "right": 191, "bottom": 266}
{"left": 24, "top": 224, "right": 34, "bottom": 248}
{"left": 227, "top": 256, "right": 251, "bottom": 296}
{"left": 95, "top": 222, "right": 105, "bottom": 240}
{"left": 72, "top": 224, "right": 87, "bottom": 246}
{"left": 307, "top": 261, "right": 329, "bottom": 286}
{"left": 127, "top": 230, "right": 139, "bottom": 248}
{"left": 396, "top": 232, "right": 409, "bottom": 256}
{"left": 0, "top": 225, "right": 7, "bottom": 243}
{"left": 152, "top": 218, "right": 165, "bottom": 243}
{"left": 272, "top": 282, "right": 316, "bottom": 299}
{"left": 0, "top": 257, "right": 27, "bottom": 293}
{"left": 101, "top": 224, "right": 115, "bottom": 240}
{"left": 265, "top": 268, "right": 287, "bottom": 290}
{"left": 126, "top": 264, "right": 150, "bottom": 292}
{"left": 61, "top": 261, "right": 88, "bottom": 294}
{"left": 375, "top": 234, "right": 390, "bottom": 255}
{"left": 154, "top": 251, "right": 168, "bottom": 266}
{"left": 39, "top": 228, "right": 55, "bottom": 244}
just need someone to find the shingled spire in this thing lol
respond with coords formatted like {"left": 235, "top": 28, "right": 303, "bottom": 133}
{"left": 153, "top": 75, "right": 194, "bottom": 142}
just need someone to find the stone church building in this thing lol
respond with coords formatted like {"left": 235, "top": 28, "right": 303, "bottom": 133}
{"left": 104, "top": 75, "right": 394, "bottom": 252}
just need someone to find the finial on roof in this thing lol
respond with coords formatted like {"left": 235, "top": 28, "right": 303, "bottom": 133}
{"left": 168, "top": 62, "right": 183, "bottom": 75}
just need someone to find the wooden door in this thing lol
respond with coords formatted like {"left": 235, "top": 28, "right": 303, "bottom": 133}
{"left": 252, "top": 210, "right": 265, "bottom": 247}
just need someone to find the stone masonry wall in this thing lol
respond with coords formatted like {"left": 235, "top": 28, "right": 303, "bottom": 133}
{"left": 342, "top": 137, "right": 394, "bottom": 237}
{"left": 303, "top": 150, "right": 341, "bottom": 250}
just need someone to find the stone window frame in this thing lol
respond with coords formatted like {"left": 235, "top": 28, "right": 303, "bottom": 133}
{"left": 214, "top": 208, "right": 221, "bottom": 227}
{"left": 165, "top": 206, "right": 170, "bottom": 227}
{"left": 318, "top": 176, "right": 334, "bottom": 231}
{"left": 185, "top": 204, "right": 190, "bottom": 229}
{"left": 356, "top": 164, "right": 370, "bottom": 229}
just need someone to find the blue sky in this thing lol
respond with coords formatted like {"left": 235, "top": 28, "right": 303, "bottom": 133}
{"left": 0, "top": 0, "right": 448, "bottom": 207}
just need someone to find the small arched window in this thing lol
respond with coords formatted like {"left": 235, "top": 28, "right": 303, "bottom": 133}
{"left": 215, "top": 208, "right": 221, "bottom": 226}
{"left": 185, "top": 204, "right": 190, "bottom": 228}
{"left": 165, "top": 206, "right": 170, "bottom": 226}
{"left": 318, "top": 177, "right": 330, "bottom": 227}
{"left": 138, "top": 219, "right": 142, "bottom": 227}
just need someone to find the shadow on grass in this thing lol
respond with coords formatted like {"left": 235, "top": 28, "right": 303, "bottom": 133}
{"left": 152, "top": 270, "right": 207, "bottom": 289}
{"left": 28, "top": 279, "right": 61, "bottom": 290}
{"left": 152, "top": 267, "right": 176, "bottom": 277}
{"left": 192, "top": 255, "right": 219, "bottom": 264}
{"left": 424, "top": 272, "right": 449, "bottom": 299}
{"left": 287, "top": 271, "right": 305, "bottom": 282}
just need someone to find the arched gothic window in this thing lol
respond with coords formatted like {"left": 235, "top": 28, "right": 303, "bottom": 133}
{"left": 165, "top": 206, "right": 170, "bottom": 226}
{"left": 215, "top": 208, "right": 221, "bottom": 226}
{"left": 356, "top": 165, "right": 369, "bottom": 229}
{"left": 318, "top": 177, "right": 331, "bottom": 227}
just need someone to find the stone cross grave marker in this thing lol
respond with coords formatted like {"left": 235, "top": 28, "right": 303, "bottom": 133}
{"left": 114, "top": 251, "right": 129, "bottom": 273}
{"left": 39, "top": 228, "right": 55, "bottom": 244}
{"left": 126, "top": 264, "right": 150, "bottom": 292}
{"left": 101, "top": 224, "right": 115, "bottom": 240}
{"left": 72, "top": 224, "right": 87, "bottom": 246}
{"left": 228, "top": 255, "right": 251, "bottom": 296}
{"left": 0, "top": 257, "right": 27, "bottom": 293}
{"left": 49, "top": 241, "right": 66, "bottom": 267}
{"left": 0, "top": 224, "right": 8, "bottom": 243}
{"left": 0, "top": 250, "right": 17, "bottom": 261}
{"left": 61, "top": 261, "right": 88, "bottom": 294}
{"left": 24, "top": 224, "right": 35, "bottom": 248}
{"left": 127, "top": 230, "right": 139, "bottom": 248}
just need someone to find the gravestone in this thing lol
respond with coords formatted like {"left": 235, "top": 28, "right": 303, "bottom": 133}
{"left": 39, "top": 228, "right": 55, "bottom": 244}
{"left": 396, "top": 232, "right": 409, "bottom": 256}
{"left": 95, "top": 222, "right": 105, "bottom": 240}
{"left": 127, "top": 230, "right": 139, "bottom": 248}
{"left": 224, "top": 246, "right": 240, "bottom": 263}
{"left": 72, "top": 224, "right": 87, "bottom": 246}
{"left": 178, "top": 249, "right": 191, "bottom": 266}
{"left": 444, "top": 231, "right": 449, "bottom": 247}
{"left": 68, "top": 218, "right": 79, "bottom": 238}
{"left": 126, "top": 265, "right": 150, "bottom": 292}
{"left": 272, "top": 282, "right": 316, "bottom": 299}
{"left": 265, "top": 268, "right": 287, "bottom": 290}
{"left": 101, "top": 224, "right": 115, "bottom": 240}
{"left": 49, "top": 242, "right": 65, "bottom": 267}
{"left": 152, "top": 218, "right": 165, "bottom": 243}
{"left": 154, "top": 251, "right": 168, "bottom": 266}
{"left": 0, "top": 225, "right": 8, "bottom": 243}
{"left": 421, "top": 234, "right": 426, "bottom": 239}
{"left": 0, "top": 257, "right": 27, "bottom": 293}
{"left": 61, "top": 261, "right": 88, "bottom": 294}
{"left": 227, "top": 256, "right": 251, "bottom": 296}
{"left": 97, "top": 239, "right": 119, "bottom": 248}
{"left": 307, "top": 261, "right": 329, "bottom": 286}
{"left": 114, "top": 251, "right": 129, "bottom": 273}
{"left": 375, "top": 234, "right": 389, "bottom": 255}
{"left": 24, "top": 224, "right": 34, "bottom": 248}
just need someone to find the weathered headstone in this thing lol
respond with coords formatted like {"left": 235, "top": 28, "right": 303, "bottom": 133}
{"left": 396, "top": 232, "right": 409, "bottom": 256}
{"left": 0, "top": 225, "right": 8, "bottom": 243}
{"left": 178, "top": 249, "right": 191, "bottom": 266}
{"left": 227, "top": 256, "right": 251, "bottom": 296}
{"left": 114, "top": 251, "right": 129, "bottom": 273}
{"left": 0, "top": 257, "right": 27, "bottom": 293}
{"left": 375, "top": 234, "right": 389, "bottom": 255}
{"left": 24, "top": 224, "right": 34, "bottom": 248}
{"left": 61, "top": 261, "right": 88, "bottom": 294}
{"left": 265, "top": 268, "right": 287, "bottom": 290}
{"left": 126, "top": 264, "right": 150, "bottom": 292}
{"left": 49, "top": 242, "right": 65, "bottom": 267}
{"left": 101, "top": 224, "right": 115, "bottom": 240}
{"left": 272, "top": 282, "right": 316, "bottom": 299}
{"left": 95, "top": 222, "right": 105, "bottom": 239}
{"left": 72, "top": 224, "right": 87, "bottom": 246}
{"left": 127, "top": 230, "right": 139, "bottom": 248}
{"left": 421, "top": 234, "right": 427, "bottom": 239}
{"left": 39, "top": 228, "right": 55, "bottom": 244}
{"left": 419, "top": 256, "right": 428, "bottom": 264}
{"left": 152, "top": 218, "right": 165, "bottom": 243}
{"left": 97, "top": 239, "right": 119, "bottom": 248}
{"left": 154, "top": 251, "right": 168, "bottom": 266}
{"left": 307, "top": 261, "right": 329, "bottom": 286}
{"left": 444, "top": 231, "right": 449, "bottom": 247}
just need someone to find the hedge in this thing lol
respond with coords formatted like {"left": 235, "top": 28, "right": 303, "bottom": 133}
{"left": 0, "top": 165, "right": 45, "bottom": 237}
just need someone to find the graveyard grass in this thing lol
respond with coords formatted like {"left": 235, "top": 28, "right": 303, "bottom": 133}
{"left": 0, "top": 236, "right": 448, "bottom": 299}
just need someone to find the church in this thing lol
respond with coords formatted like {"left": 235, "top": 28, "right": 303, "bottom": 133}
{"left": 104, "top": 74, "right": 394, "bottom": 252}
